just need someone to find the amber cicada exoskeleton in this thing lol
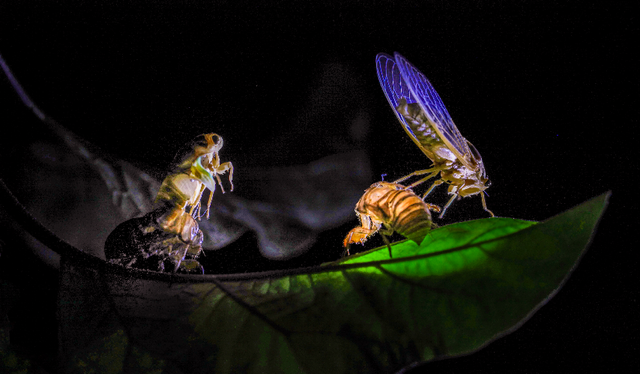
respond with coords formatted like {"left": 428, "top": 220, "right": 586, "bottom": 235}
{"left": 343, "top": 181, "right": 440, "bottom": 257}
{"left": 105, "top": 133, "right": 233, "bottom": 273}
{"left": 376, "top": 52, "right": 494, "bottom": 218}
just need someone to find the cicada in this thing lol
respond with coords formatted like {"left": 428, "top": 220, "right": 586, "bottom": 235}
{"left": 376, "top": 52, "right": 494, "bottom": 218}
{"left": 105, "top": 133, "right": 233, "bottom": 273}
{"left": 343, "top": 181, "right": 440, "bottom": 257}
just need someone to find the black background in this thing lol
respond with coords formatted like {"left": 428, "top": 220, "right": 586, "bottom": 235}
{"left": 0, "top": 1, "right": 635, "bottom": 372}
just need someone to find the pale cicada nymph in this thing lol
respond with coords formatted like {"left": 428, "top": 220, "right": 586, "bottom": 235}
{"left": 104, "top": 133, "right": 233, "bottom": 273}
{"left": 343, "top": 181, "right": 440, "bottom": 257}
{"left": 376, "top": 52, "right": 494, "bottom": 218}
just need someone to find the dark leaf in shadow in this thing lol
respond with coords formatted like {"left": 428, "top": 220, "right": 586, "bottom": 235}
{"left": 58, "top": 193, "right": 608, "bottom": 373}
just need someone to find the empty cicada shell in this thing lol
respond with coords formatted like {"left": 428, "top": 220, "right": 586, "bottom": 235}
{"left": 343, "top": 181, "right": 440, "bottom": 257}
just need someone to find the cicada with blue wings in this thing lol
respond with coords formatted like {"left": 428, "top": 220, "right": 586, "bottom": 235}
{"left": 376, "top": 52, "right": 494, "bottom": 218}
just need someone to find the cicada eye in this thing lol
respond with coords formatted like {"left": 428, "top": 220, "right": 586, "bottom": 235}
{"left": 202, "top": 133, "right": 223, "bottom": 152}
{"left": 210, "top": 134, "right": 221, "bottom": 145}
{"left": 202, "top": 133, "right": 221, "bottom": 145}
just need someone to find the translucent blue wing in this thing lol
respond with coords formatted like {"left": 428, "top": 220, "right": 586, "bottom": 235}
{"left": 393, "top": 52, "right": 472, "bottom": 164}
{"left": 376, "top": 52, "right": 474, "bottom": 168}
{"left": 376, "top": 53, "right": 434, "bottom": 158}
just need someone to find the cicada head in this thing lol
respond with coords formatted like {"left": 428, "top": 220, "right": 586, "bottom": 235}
{"left": 173, "top": 133, "right": 223, "bottom": 170}
{"left": 194, "top": 133, "right": 223, "bottom": 168}
{"left": 453, "top": 174, "right": 489, "bottom": 197}
{"left": 453, "top": 140, "right": 490, "bottom": 197}
{"left": 343, "top": 227, "right": 371, "bottom": 247}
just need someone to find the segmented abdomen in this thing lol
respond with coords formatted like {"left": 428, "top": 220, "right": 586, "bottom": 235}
{"left": 357, "top": 182, "right": 434, "bottom": 243}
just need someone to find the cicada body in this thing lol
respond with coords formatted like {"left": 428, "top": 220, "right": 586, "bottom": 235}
{"left": 155, "top": 133, "right": 234, "bottom": 220}
{"left": 105, "top": 133, "right": 234, "bottom": 273}
{"left": 376, "top": 52, "right": 494, "bottom": 218}
{"left": 343, "top": 181, "right": 440, "bottom": 257}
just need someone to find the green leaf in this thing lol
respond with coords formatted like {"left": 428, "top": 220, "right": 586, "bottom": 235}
{"left": 61, "top": 192, "right": 608, "bottom": 373}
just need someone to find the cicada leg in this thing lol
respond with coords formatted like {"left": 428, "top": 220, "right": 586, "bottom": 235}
{"left": 439, "top": 189, "right": 494, "bottom": 219}
{"left": 439, "top": 194, "right": 459, "bottom": 219}
{"left": 220, "top": 161, "right": 234, "bottom": 192}
{"left": 204, "top": 189, "right": 214, "bottom": 219}
{"left": 425, "top": 202, "right": 441, "bottom": 213}
{"left": 379, "top": 229, "right": 394, "bottom": 258}
{"left": 393, "top": 168, "right": 441, "bottom": 186}
{"left": 481, "top": 192, "right": 495, "bottom": 217}
{"left": 211, "top": 161, "right": 234, "bottom": 193}
{"left": 189, "top": 183, "right": 207, "bottom": 219}
{"left": 421, "top": 179, "right": 445, "bottom": 200}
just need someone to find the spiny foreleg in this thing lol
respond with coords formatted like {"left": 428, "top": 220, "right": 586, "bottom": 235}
{"left": 212, "top": 161, "right": 234, "bottom": 193}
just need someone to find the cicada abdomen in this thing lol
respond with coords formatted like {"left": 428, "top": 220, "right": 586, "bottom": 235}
{"left": 376, "top": 52, "right": 494, "bottom": 218}
{"left": 343, "top": 181, "right": 440, "bottom": 257}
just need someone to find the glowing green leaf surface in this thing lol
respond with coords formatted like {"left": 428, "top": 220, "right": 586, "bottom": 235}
{"left": 60, "top": 193, "right": 608, "bottom": 373}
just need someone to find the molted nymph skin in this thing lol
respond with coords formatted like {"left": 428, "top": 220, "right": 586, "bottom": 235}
{"left": 104, "top": 207, "right": 203, "bottom": 273}
{"left": 376, "top": 52, "right": 494, "bottom": 218}
{"left": 105, "top": 133, "right": 233, "bottom": 273}
{"left": 343, "top": 181, "right": 439, "bottom": 257}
